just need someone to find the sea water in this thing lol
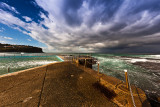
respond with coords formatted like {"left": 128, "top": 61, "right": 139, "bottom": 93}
{"left": 92, "top": 54, "right": 160, "bottom": 99}
{"left": 0, "top": 53, "right": 61, "bottom": 75}
{"left": 0, "top": 53, "right": 159, "bottom": 102}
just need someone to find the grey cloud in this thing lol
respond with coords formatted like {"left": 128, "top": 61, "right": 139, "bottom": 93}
{"left": 110, "top": 23, "right": 127, "bottom": 32}
{"left": 88, "top": 0, "right": 123, "bottom": 23}
{"left": 23, "top": 0, "right": 160, "bottom": 53}
{"left": 1, "top": 0, "right": 160, "bottom": 53}
{"left": 62, "top": 0, "right": 83, "bottom": 26}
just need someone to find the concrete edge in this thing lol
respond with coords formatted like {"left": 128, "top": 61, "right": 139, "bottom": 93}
{"left": 56, "top": 55, "right": 64, "bottom": 61}
{"left": 0, "top": 61, "right": 63, "bottom": 78}
{"left": 76, "top": 64, "right": 151, "bottom": 107}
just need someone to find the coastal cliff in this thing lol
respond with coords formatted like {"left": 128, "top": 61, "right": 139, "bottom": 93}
{"left": 0, "top": 43, "right": 43, "bottom": 53}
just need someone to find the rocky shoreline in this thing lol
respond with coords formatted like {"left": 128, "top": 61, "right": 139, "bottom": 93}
{"left": 133, "top": 62, "right": 160, "bottom": 73}
{"left": 131, "top": 61, "right": 160, "bottom": 106}
{"left": 0, "top": 43, "right": 43, "bottom": 53}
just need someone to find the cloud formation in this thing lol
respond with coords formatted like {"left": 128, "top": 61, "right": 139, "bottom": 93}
{"left": 0, "top": 27, "right": 5, "bottom": 32}
{"left": 23, "top": 16, "right": 32, "bottom": 22}
{"left": 27, "top": 39, "right": 31, "bottom": 41}
{"left": 0, "top": 36, "right": 13, "bottom": 40}
{"left": 0, "top": 0, "right": 160, "bottom": 53}
{"left": 0, "top": 2, "right": 19, "bottom": 14}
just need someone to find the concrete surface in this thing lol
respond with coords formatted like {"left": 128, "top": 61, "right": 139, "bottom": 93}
{"left": 77, "top": 63, "right": 151, "bottom": 107}
{"left": 0, "top": 62, "right": 118, "bottom": 107}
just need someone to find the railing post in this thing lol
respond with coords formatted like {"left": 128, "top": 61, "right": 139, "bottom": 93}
{"left": 8, "top": 67, "right": 10, "bottom": 73}
{"left": 73, "top": 57, "right": 74, "bottom": 62}
{"left": 124, "top": 70, "right": 136, "bottom": 107}
{"left": 84, "top": 59, "right": 86, "bottom": 69}
{"left": 97, "top": 62, "right": 99, "bottom": 75}
{"left": 124, "top": 70, "right": 129, "bottom": 90}
{"left": 77, "top": 58, "right": 79, "bottom": 66}
{"left": 97, "top": 62, "right": 100, "bottom": 81}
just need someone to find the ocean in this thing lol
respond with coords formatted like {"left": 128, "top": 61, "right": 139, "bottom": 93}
{"left": 0, "top": 53, "right": 61, "bottom": 75}
{"left": 92, "top": 53, "right": 160, "bottom": 102}
{"left": 0, "top": 53, "right": 159, "bottom": 103}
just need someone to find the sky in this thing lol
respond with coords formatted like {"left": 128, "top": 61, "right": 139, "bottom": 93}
{"left": 0, "top": 0, "right": 160, "bottom": 53}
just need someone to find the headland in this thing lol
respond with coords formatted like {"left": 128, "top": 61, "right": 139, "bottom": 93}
{"left": 0, "top": 43, "right": 43, "bottom": 53}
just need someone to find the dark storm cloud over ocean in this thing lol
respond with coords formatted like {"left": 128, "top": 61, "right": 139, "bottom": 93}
{"left": 0, "top": 0, "right": 160, "bottom": 53}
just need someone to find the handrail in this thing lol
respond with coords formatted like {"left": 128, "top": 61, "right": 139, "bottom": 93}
{"left": 125, "top": 70, "right": 136, "bottom": 107}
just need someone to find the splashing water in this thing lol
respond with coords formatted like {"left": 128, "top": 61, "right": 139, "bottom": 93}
{"left": 0, "top": 53, "right": 60, "bottom": 75}
{"left": 92, "top": 54, "right": 160, "bottom": 98}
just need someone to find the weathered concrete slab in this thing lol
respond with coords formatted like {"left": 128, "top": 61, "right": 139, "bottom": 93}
{"left": 0, "top": 62, "right": 117, "bottom": 107}
{"left": 0, "top": 65, "right": 47, "bottom": 107}
{"left": 39, "top": 62, "right": 117, "bottom": 106}
{"left": 77, "top": 64, "right": 151, "bottom": 107}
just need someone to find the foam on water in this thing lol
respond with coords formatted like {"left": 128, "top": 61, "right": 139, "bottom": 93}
{"left": 92, "top": 54, "right": 160, "bottom": 97}
{"left": 130, "top": 59, "right": 147, "bottom": 63}
{"left": 16, "top": 60, "right": 56, "bottom": 67}
{"left": 0, "top": 53, "right": 60, "bottom": 75}
{"left": 119, "top": 57, "right": 160, "bottom": 63}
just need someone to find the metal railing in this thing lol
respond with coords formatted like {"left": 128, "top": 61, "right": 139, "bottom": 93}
{"left": 76, "top": 58, "right": 138, "bottom": 106}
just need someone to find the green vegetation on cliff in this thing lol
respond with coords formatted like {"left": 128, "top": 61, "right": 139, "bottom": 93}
{"left": 0, "top": 43, "right": 43, "bottom": 53}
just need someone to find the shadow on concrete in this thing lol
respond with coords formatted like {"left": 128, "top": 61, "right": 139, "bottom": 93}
{"left": 93, "top": 82, "right": 117, "bottom": 100}
{"left": 40, "top": 63, "right": 118, "bottom": 106}
{"left": 146, "top": 95, "right": 160, "bottom": 107}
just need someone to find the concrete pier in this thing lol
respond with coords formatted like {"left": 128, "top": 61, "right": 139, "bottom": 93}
{"left": 59, "top": 55, "right": 151, "bottom": 107}
{"left": 0, "top": 55, "right": 151, "bottom": 107}
{"left": 0, "top": 62, "right": 117, "bottom": 107}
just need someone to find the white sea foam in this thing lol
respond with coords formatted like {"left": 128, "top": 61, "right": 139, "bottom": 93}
{"left": 0, "top": 60, "right": 57, "bottom": 74}
{"left": 149, "top": 55, "right": 160, "bottom": 59}
{"left": 0, "top": 54, "right": 58, "bottom": 75}
{"left": 0, "top": 60, "right": 55, "bottom": 67}
{"left": 130, "top": 59, "right": 147, "bottom": 63}
{"left": 93, "top": 55, "right": 160, "bottom": 98}
{"left": 120, "top": 57, "right": 160, "bottom": 63}
{"left": 15, "top": 60, "right": 56, "bottom": 68}
{"left": 0, "top": 65, "right": 6, "bottom": 69}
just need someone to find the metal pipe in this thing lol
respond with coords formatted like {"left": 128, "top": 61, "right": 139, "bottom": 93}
{"left": 128, "top": 74, "right": 136, "bottom": 107}
{"left": 98, "top": 62, "right": 99, "bottom": 75}
{"left": 84, "top": 59, "right": 87, "bottom": 68}
{"left": 77, "top": 58, "right": 79, "bottom": 66}
{"left": 124, "top": 70, "right": 129, "bottom": 90}
{"left": 8, "top": 67, "right": 10, "bottom": 73}
{"left": 97, "top": 62, "right": 100, "bottom": 81}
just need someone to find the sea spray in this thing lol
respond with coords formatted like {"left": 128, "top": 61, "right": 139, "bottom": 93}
{"left": 92, "top": 54, "right": 160, "bottom": 98}
{"left": 0, "top": 53, "right": 59, "bottom": 75}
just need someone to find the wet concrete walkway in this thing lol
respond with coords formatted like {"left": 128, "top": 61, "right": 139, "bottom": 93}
{"left": 0, "top": 62, "right": 117, "bottom": 107}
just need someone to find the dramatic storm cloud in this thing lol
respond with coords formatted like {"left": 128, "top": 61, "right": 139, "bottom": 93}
{"left": 0, "top": 0, "right": 160, "bottom": 53}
